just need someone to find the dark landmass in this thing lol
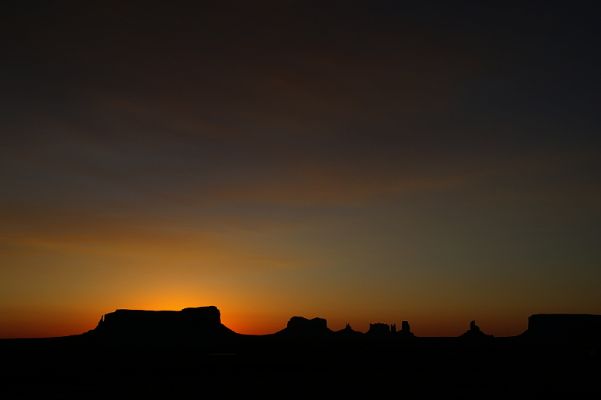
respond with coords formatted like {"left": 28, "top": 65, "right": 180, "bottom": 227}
{"left": 1, "top": 307, "right": 600, "bottom": 398}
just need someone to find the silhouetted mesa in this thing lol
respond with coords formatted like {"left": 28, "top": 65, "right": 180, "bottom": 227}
{"left": 91, "top": 306, "right": 235, "bottom": 343}
{"left": 279, "top": 316, "right": 332, "bottom": 337}
{"left": 368, "top": 323, "right": 393, "bottom": 336}
{"left": 525, "top": 314, "right": 601, "bottom": 344}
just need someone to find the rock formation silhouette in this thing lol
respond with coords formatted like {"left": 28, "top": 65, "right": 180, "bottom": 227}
{"left": 460, "top": 320, "right": 493, "bottom": 340}
{"left": 524, "top": 314, "right": 601, "bottom": 344}
{"left": 279, "top": 316, "right": 332, "bottom": 337}
{"left": 3, "top": 307, "right": 601, "bottom": 397}
{"left": 91, "top": 306, "right": 236, "bottom": 344}
{"left": 85, "top": 306, "right": 601, "bottom": 349}
{"left": 367, "top": 322, "right": 392, "bottom": 336}
{"left": 336, "top": 323, "right": 362, "bottom": 338}
{"left": 397, "top": 320, "right": 414, "bottom": 338}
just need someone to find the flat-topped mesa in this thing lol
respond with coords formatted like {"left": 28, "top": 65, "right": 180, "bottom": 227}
{"left": 525, "top": 314, "right": 601, "bottom": 344}
{"left": 92, "top": 306, "right": 230, "bottom": 342}
{"left": 281, "top": 316, "right": 331, "bottom": 337}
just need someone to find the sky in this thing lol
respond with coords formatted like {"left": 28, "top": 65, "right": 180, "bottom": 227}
{"left": 1, "top": 1, "right": 600, "bottom": 338}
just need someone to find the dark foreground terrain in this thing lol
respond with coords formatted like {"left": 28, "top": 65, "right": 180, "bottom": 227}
{"left": 1, "top": 307, "right": 599, "bottom": 398}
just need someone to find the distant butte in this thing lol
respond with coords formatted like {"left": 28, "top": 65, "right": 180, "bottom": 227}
{"left": 525, "top": 314, "right": 601, "bottom": 343}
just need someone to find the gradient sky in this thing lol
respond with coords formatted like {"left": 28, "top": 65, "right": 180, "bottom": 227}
{"left": 2, "top": 2, "right": 600, "bottom": 338}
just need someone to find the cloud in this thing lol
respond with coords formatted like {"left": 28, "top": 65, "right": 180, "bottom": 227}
{"left": 0, "top": 206, "right": 302, "bottom": 274}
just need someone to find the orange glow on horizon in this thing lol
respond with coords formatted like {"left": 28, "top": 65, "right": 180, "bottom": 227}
{"left": 0, "top": 301, "right": 531, "bottom": 339}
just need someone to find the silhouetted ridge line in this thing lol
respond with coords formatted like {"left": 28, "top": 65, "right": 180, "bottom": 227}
{"left": 4, "top": 309, "right": 601, "bottom": 397}
{"left": 84, "top": 306, "right": 601, "bottom": 346}
{"left": 524, "top": 314, "right": 601, "bottom": 343}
